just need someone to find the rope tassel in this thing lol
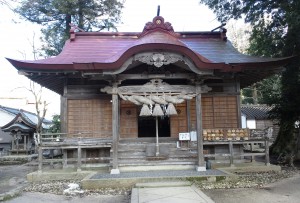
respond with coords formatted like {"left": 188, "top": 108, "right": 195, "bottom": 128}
{"left": 166, "top": 103, "right": 177, "bottom": 115}
{"left": 152, "top": 104, "right": 164, "bottom": 116}
{"left": 140, "top": 104, "right": 152, "bottom": 116}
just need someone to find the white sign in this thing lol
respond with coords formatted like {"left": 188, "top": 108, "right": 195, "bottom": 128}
{"left": 179, "top": 132, "right": 190, "bottom": 141}
{"left": 190, "top": 131, "right": 197, "bottom": 141}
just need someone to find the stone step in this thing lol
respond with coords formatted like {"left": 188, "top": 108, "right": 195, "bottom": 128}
{"left": 117, "top": 148, "right": 145, "bottom": 152}
{"left": 135, "top": 181, "right": 192, "bottom": 188}
{"left": 117, "top": 160, "right": 196, "bottom": 166}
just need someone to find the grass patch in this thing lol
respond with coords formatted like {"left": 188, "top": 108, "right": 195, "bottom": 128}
{"left": 186, "top": 177, "right": 207, "bottom": 183}
{"left": 216, "top": 176, "right": 226, "bottom": 182}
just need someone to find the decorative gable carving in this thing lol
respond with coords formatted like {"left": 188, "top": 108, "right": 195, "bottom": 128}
{"left": 135, "top": 52, "right": 183, "bottom": 68}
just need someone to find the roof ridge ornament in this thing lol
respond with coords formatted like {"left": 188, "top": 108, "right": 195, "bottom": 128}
{"left": 139, "top": 16, "right": 177, "bottom": 38}
{"left": 69, "top": 23, "right": 85, "bottom": 41}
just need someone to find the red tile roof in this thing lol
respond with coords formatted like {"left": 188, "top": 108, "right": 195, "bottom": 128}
{"left": 7, "top": 16, "right": 291, "bottom": 73}
{"left": 5, "top": 16, "right": 294, "bottom": 95}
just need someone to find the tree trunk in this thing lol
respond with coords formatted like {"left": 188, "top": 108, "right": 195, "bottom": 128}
{"left": 65, "top": 14, "right": 71, "bottom": 37}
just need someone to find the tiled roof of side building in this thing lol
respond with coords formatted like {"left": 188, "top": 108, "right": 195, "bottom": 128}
{"left": 241, "top": 105, "right": 274, "bottom": 120}
{"left": 0, "top": 105, "right": 20, "bottom": 116}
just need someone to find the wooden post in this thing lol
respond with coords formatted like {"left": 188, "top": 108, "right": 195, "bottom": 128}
{"left": 186, "top": 100, "right": 191, "bottom": 132}
{"left": 250, "top": 143, "right": 255, "bottom": 162}
{"left": 38, "top": 146, "right": 43, "bottom": 173}
{"left": 77, "top": 145, "right": 82, "bottom": 172}
{"left": 24, "top": 135, "right": 27, "bottom": 151}
{"left": 265, "top": 139, "right": 270, "bottom": 166}
{"left": 111, "top": 84, "right": 120, "bottom": 174}
{"left": 236, "top": 77, "right": 242, "bottom": 128}
{"left": 63, "top": 149, "right": 67, "bottom": 169}
{"left": 196, "top": 84, "right": 206, "bottom": 171}
{"left": 155, "top": 117, "right": 159, "bottom": 156}
{"left": 229, "top": 141, "right": 234, "bottom": 167}
{"left": 12, "top": 134, "right": 15, "bottom": 151}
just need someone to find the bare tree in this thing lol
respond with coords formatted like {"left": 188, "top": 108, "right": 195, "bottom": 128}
{"left": 13, "top": 82, "right": 49, "bottom": 147}
{"left": 28, "top": 82, "right": 48, "bottom": 148}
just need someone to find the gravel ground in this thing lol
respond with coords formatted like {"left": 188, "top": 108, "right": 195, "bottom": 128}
{"left": 1, "top": 162, "right": 299, "bottom": 202}
{"left": 194, "top": 167, "right": 299, "bottom": 189}
{"left": 21, "top": 167, "right": 299, "bottom": 199}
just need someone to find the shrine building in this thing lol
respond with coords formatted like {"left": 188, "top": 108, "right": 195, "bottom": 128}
{"left": 7, "top": 16, "right": 291, "bottom": 174}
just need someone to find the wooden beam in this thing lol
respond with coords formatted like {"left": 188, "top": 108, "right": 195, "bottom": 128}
{"left": 117, "top": 73, "right": 196, "bottom": 80}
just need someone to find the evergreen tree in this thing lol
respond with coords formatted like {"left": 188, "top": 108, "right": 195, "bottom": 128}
{"left": 200, "top": 0, "right": 300, "bottom": 162}
{"left": 14, "top": 0, "right": 124, "bottom": 56}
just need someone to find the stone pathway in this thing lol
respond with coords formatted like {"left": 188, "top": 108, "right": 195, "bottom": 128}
{"left": 131, "top": 181, "right": 214, "bottom": 203}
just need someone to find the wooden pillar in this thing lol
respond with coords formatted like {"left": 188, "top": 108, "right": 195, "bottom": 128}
{"left": 229, "top": 141, "right": 234, "bottom": 167}
{"left": 12, "top": 133, "right": 15, "bottom": 151}
{"left": 111, "top": 84, "right": 120, "bottom": 174}
{"left": 236, "top": 77, "right": 242, "bottom": 128}
{"left": 63, "top": 149, "right": 67, "bottom": 169}
{"left": 265, "top": 139, "right": 270, "bottom": 166}
{"left": 24, "top": 135, "right": 27, "bottom": 151}
{"left": 250, "top": 143, "right": 255, "bottom": 162}
{"left": 77, "top": 145, "right": 82, "bottom": 172}
{"left": 186, "top": 100, "right": 191, "bottom": 132}
{"left": 196, "top": 84, "right": 206, "bottom": 171}
{"left": 38, "top": 146, "right": 43, "bottom": 173}
{"left": 61, "top": 80, "right": 68, "bottom": 133}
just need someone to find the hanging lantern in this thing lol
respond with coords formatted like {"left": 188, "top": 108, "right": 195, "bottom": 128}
{"left": 166, "top": 103, "right": 177, "bottom": 115}
{"left": 152, "top": 104, "right": 164, "bottom": 116}
{"left": 140, "top": 104, "right": 152, "bottom": 116}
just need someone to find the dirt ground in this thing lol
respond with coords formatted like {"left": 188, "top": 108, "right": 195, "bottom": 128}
{"left": 0, "top": 162, "right": 130, "bottom": 202}
{"left": 0, "top": 163, "right": 37, "bottom": 194}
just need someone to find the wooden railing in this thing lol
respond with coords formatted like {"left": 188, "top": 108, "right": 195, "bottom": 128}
{"left": 203, "top": 139, "right": 271, "bottom": 166}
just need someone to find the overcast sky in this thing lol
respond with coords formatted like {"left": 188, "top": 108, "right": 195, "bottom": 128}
{"left": 0, "top": 0, "right": 219, "bottom": 118}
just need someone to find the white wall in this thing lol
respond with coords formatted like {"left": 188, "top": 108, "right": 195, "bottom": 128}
{"left": 0, "top": 110, "right": 15, "bottom": 127}
{"left": 246, "top": 119, "right": 256, "bottom": 129}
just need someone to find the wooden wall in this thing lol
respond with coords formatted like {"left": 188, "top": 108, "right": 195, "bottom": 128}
{"left": 191, "top": 95, "right": 239, "bottom": 129}
{"left": 170, "top": 103, "right": 188, "bottom": 137}
{"left": 67, "top": 98, "right": 112, "bottom": 138}
{"left": 120, "top": 100, "right": 138, "bottom": 138}
{"left": 66, "top": 95, "right": 239, "bottom": 138}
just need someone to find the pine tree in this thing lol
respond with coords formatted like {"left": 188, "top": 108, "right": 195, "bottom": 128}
{"left": 14, "top": 0, "right": 124, "bottom": 56}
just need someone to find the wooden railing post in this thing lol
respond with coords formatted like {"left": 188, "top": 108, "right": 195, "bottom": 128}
{"left": 77, "top": 144, "right": 82, "bottom": 172}
{"left": 63, "top": 149, "right": 67, "bottom": 169}
{"left": 38, "top": 146, "right": 43, "bottom": 173}
{"left": 229, "top": 141, "right": 234, "bottom": 167}
{"left": 265, "top": 139, "right": 270, "bottom": 166}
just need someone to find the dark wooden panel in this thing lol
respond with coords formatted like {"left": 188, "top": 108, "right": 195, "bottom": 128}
{"left": 67, "top": 98, "right": 112, "bottom": 138}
